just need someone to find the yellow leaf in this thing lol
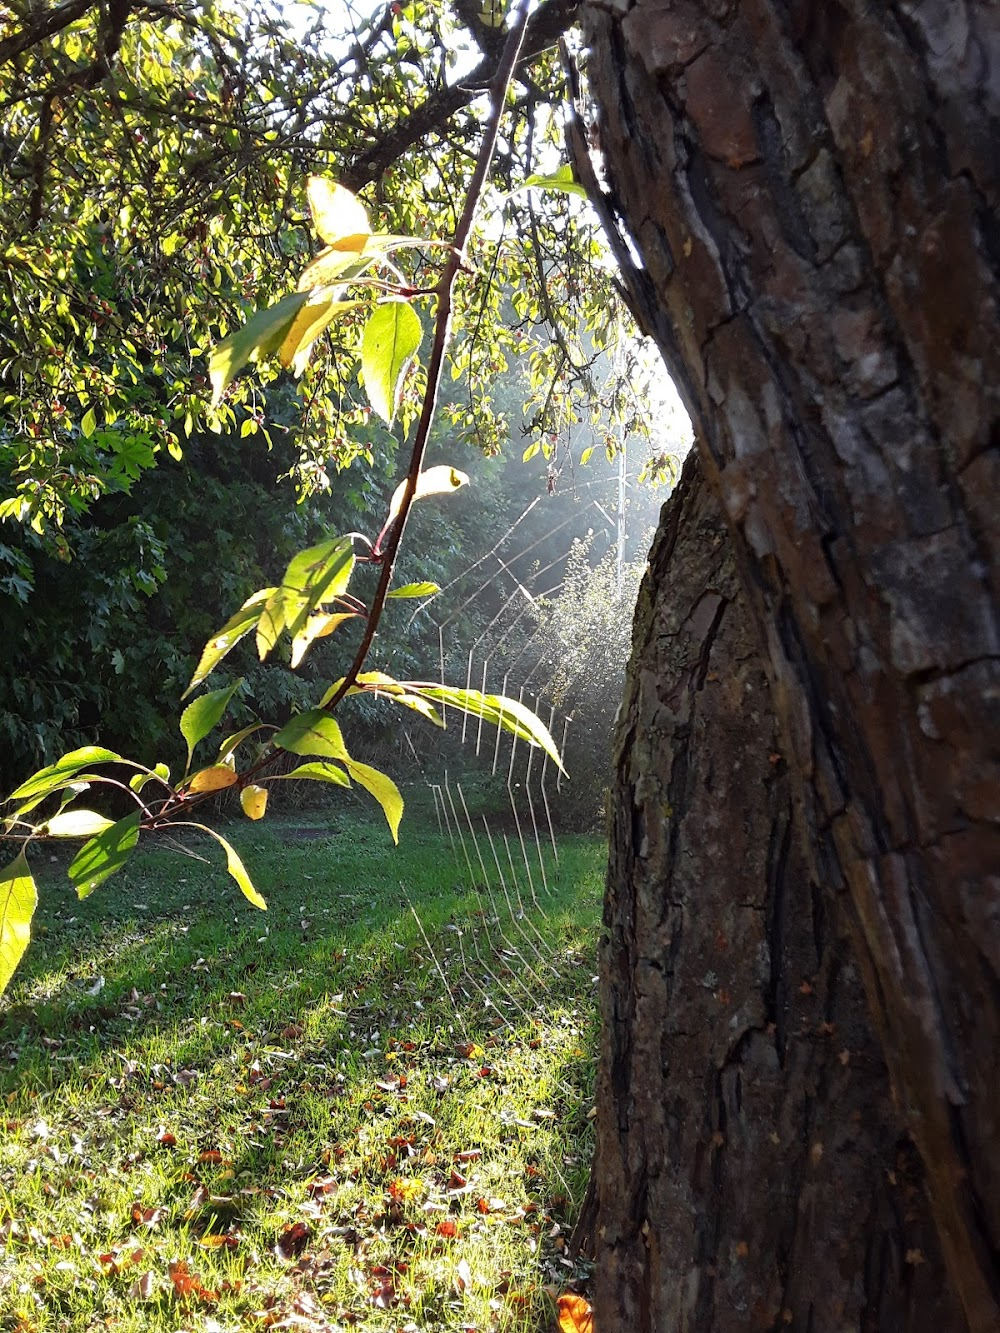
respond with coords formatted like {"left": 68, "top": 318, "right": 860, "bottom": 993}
{"left": 187, "top": 765, "right": 238, "bottom": 793}
{"left": 278, "top": 294, "right": 359, "bottom": 377}
{"left": 240, "top": 785, "right": 268, "bottom": 821}
{"left": 557, "top": 1292, "right": 594, "bottom": 1333}
{"left": 306, "top": 177, "right": 370, "bottom": 251}
{"left": 387, "top": 465, "right": 469, "bottom": 526}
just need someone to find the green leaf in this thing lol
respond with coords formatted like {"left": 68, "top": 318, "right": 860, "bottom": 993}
{"left": 41, "top": 810, "right": 115, "bottom": 838}
{"left": 0, "top": 850, "right": 37, "bottom": 996}
{"left": 209, "top": 292, "right": 310, "bottom": 407}
{"left": 180, "top": 679, "right": 243, "bottom": 771}
{"left": 413, "top": 686, "right": 565, "bottom": 771}
{"left": 80, "top": 406, "right": 97, "bottom": 438}
{"left": 386, "top": 465, "right": 469, "bottom": 527}
{"left": 130, "top": 762, "right": 170, "bottom": 794}
{"left": 8, "top": 747, "right": 125, "bottom": 804}
{"left": 522, "top": 164, "right": 588, "bottom": 199}
{"left": 257, "top": 538, "right": 354, "bottom": 660}
{"left": 68, "top": 812, "right": 141, "bottom": 899}
{"left": 273, "top": 761, "right": 350, "bottom": 787}
{"left": 185, "top": 589, "right": 273, "bottom": 697}
{"left": 387, "top": 582, "right": 439, "bottom": 599}
{"left": 580, "top": 445, "right": 595, "bottom": 465}
{"left": 272, "top": 709, "right": 349, "bottom": 760}
{"left": 190, "top": 824, "right": 267, "bottom": 910}
{"left": 279, "top": 292, "right": 360, "bottom": 377}
{"left": 342, "top": 758, "right": 403, "bottom": 843}
{"left": 360, "top": 300, "right": 423, "bottom": 425}
{"left": 217, "top": 723, "right": 267, "bottom": 764}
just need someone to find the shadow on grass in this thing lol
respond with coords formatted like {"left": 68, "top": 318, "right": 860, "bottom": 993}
{"left": 0, "top": 815, "right": 603, "bottom": 1332}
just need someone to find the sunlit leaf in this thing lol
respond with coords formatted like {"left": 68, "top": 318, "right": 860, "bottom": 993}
{"left": 297, "top": 250, "right": 375, "bottom": 292}
{"left": 180, "top": 680, "right": 243, "bottom": 771}
{"left": 306, "top": 177, "right": 370, "bottom": 250}
{"left": 318, "top": 671, "right": 443, "bottom": 726}
{"left": 273, "top": 761, "right": 350, "bottom": 787}
{"left": 217, "top": 723, "right": 267, "bottom": 764}
{"left": 257, "top": 537, "right": 354, "bottom": 660}
{"left": 81, "top": 406, "right": 97, "bottom": 438}
{"left": 185, "top": 824, "right": 266, "bottom": 910}
{"left": 556, "top": 1292, "right": 594, "bottom": 1333}
{"left": 290, "top": 611, "right": 358, "bottom": 669}
{"left": 0, "top": 850, "right": 36, "bottom": 995}
{"left": 342, "top": 758, "right": 403, "bottom": 843}
{"left": 523, "top": 164, "right": 588, "bottom": 199}
{"left": 8, "top": 747, "right": 124, "bottom": 804}
{"left": 273, "top": 709, "right": 349, "bottom": 760}
{"left": 186, "top": 764, "right": 238, "bottom": 793}
{"left": 361, "top": 300, "right": 423, "bottom": 425}
{"left": 387, "top": 465, "right": 469, "bottom": 526}
{"left": 41, "top": 810, "right": 115, "bottom": 838}
{"left": 387, "top": 582, "right": 439, "bottom": 599}
{"left": 580, "top": 446, "right": 595, "bottom": 465}
{"left": 209, "top": 292, "right": 310, "bottom": 407}
{"left": 413, "top": 686, "right": 565, "bottom": 770}
{"left": 129, "top": 762, "right": 170, "bottom": 794}
{"left": 278, "top": 292, "right": 360, "bottom": 377}
{"left": 68, "top": 812, "right": 141, "bottom": 899}
{"left": 240, "top": 785, "right": 268, "bottom": 820}
{"left": 185, "top": 590, "right": 273, "bottom": 697}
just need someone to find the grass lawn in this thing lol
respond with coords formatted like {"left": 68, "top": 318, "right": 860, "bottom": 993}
{"left": 0, "top": 804, "right": 604, "bottom": 1332}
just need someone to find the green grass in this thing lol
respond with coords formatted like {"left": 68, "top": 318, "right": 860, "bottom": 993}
{"left": 0, "top": 806, "right": 603, "bottom": 1332}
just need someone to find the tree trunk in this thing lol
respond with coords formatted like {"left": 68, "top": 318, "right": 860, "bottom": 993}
{"left": 580, "top": 2, "right": 1000, "bottom": 1328}
{"left": 587, "top": 447, "right": 962, "bottom": 1331}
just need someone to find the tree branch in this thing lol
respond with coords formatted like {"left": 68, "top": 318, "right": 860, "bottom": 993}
{"left": 342, "top": 0, "right": 579, "bottom": 191}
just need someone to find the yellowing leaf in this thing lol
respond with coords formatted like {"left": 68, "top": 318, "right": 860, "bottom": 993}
{"left": 306, "top": 177, "right": 370, "bottom": 250}
{"left": 185, "top": 824, "right": 266, "bottom": 910}
{"left": 240, "top": 785, "right": 268, "bottom": 820}
{"left": 386, "top": 581, "right": 439, "bottom": 599}
{"left": 0, "top": 850, "right": 37, "bottom": 996}
{"left": 41, "top": 810, "right": 115, "bottom": 839}
{"left": 342, "top": 758, "right": 403, "bottom": 843}
{"left": 278, "top": 293, "right": 359, "bottom": 377}
{"left": 360, "top": 300, "right": 423, "bottom": 425}
{"left": 290, "top": 611, "right": 358, "bottom": 669}
{"left": 187, "top": 765, "right": 238, "bottom": 793}
{"left": 297, "top": 249, "right": 374, "bottom": 292}
{"left": 387, "top": 465, "right": 469, "bottom": 526}
{"left": 556, "top": 1292, "right": 594, "bottom": 1333}
{"left": 209, "top": 292, "right": 310, "bottom": 407}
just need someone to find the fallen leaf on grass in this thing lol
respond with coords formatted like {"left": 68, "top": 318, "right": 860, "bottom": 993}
{"left": 556, "top": 1292, "right": 594, "bottom": 1333}
{"left": 168, "top": 1259, "right": 217, "bottom": 1304}
{"left": 275, "top": 1220, "right": 311, "bottom": 1259}
{"left": 129, "top": 1270, "right": 155, "bottom": 1300}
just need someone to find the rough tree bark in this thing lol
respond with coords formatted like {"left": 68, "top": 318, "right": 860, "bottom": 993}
{"left": 579, "top": 2, "right": 1000, "bottom": 1329}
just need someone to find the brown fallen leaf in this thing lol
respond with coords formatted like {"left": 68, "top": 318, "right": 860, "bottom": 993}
{"left": 275, "top": 1220, "right": 311, "bottom": 1260}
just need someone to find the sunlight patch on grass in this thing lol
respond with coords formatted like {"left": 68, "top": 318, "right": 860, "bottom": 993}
{"left": 0, "top": 819, "right": 603, "bottom": 1331}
